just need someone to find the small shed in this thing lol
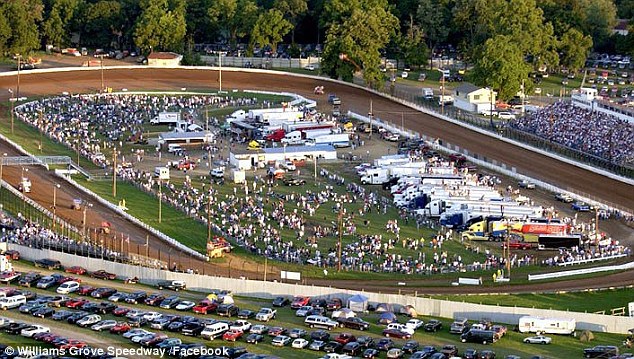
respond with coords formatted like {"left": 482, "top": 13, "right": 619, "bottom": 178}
{"left": 453, "top": 83, "right": 495, "bottom": 114}
{"left": 347, "top": 294, "right": 369, "bottom": 312}
{"left": 147, "top": 52, "right": 183, "bottom": 67}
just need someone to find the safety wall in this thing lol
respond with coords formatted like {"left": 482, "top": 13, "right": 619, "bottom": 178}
{"left": 11, "top": 243, "right": 634, "bottom": 334}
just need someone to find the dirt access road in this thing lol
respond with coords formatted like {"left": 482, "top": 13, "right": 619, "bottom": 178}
{"left": 0, "top": 67, "right": 632, "bottom": 294}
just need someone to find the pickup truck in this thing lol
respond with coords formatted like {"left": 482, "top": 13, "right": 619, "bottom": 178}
{"left": 156, "top": 280, "right": 186, "bottom": 291}
{"left": 255, "top": 308, "right": 277, "bottom": 322}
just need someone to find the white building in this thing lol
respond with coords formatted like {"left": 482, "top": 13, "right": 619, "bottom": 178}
{"left": 453, "top": 83, "right": 496, "bottom": 114}
{"left": 230, "top": 145, "right": 337, "bottom": 170}
{"left": 571, "top": 87, "right": 634, "bottom": 123}
{"left": 147, "top": 52, "right": 183, "bottom": 67}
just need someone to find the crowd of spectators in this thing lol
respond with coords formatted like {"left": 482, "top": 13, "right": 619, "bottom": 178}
{"left": 510, "top": 101, "right": 634, "bottom": 165}
{"left": 14, "top": 94, "right": 261, "bottom": 168}
{"left": 541, "top": 239, "right": 631, "bottom": 266}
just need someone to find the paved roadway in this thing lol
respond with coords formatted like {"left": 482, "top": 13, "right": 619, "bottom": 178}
{"left": 0, "top": 67, "right": 632, "bottom": 294}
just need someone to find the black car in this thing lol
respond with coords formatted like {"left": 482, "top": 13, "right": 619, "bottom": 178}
{"left": 307, "top": 307, "right": 326, "bottom": 316}
{"left": 311, "top": 330, "right": 330, "bottom": 342}
{"left": 441, "top": 344, "right": 458, "bottom": 357}
{"left": 67, "top": 311, "right": 89, "bottom": 324}
{"left": 125, "top": 291, "right": 148, "bottom": 304}
{"left": 32, "top": 307, "right": 55, "bottom": 318}
{"left": 167, "top": 319, "right": 190, "bottom": 332}
{"left": 272, "top": 296, "right": 290, "bottom": 307}
{"left": 217, "top": 304, "right": 239, "bottom": 317}
{"left": 324, "top": 341, "right": 343, "bottom": 353}
{"left": 150, "top": 315, "right": 179, "bottom": 330}
{"left": 5, "top": 322, "right": 29, "bottom": 335}
{"left": 363, "top": 348, "right": 380, "bottom": 359}
{"left": 463, "top": 348, "right": 478, "bottom": 359}
{"left": 309, "top": 298, "right": 327, "bottom": 308}
{"left": 357, "top": 336, "right": 375, "bottom": 348}
{"left": 18, "top": 273, "right": 41, "bottom": 287}
{"left": 81, "top": 302, "right": 101, "bottom": 313}
{"left": 338, "top": 317, "right": 370, "bottom": 331}
{"left": 90, "top": 270, "right": 117, "bottom": 280}
{"left": 480, "top": 349, "right": 496, "bottom": 359}
{"left": 376, "top": 338, "right": 395, "bottom": 351}
{"left": 583, "top": 346, "right": 619, "bottom": 358}
{"left": 157, "top": 280, "right": 186, "bottom": 291}
{"left": 34, "top": 259, "right": 62, "bottom": 270}
{"left": 237, "top": 309, "right": 255, "bottom": 319}
{"left": 245, "top": 333, "right": 264, "bottom": 344}
{"left": 411, "top": 346, "right": 438, "bottom": 359}
{"left": 128, "top": 315, "right": 148, "bottom": 328}
{"left": 424, "top": 319, "right": 443, "bottom": 332}
{"left": 52, "top": 310, "right": 74, "bottom": 321}
{"left": 160, "top": 296, "right": 181, "bottom": 309}
{"left": 181, "top": 322, "right": 206, "bottom": 336}
{"left": 402, "top": 340, "right": 420, "bottom": 354}
{"left": 342, "top": 342, "right": 363, "bottom": 356}
{"left": 96, "top": 302, "right": 117, "bottom": 314}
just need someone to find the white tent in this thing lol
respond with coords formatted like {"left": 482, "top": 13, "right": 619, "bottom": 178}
{"left": 347, "top": 294, "right": 369, "bottom": 312}
{"left": 331, "top": 308, "right": 357, "bottom": 319}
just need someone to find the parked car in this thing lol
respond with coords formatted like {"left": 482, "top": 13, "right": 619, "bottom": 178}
{"left": 245, "top": 333, "right": 264, "bottom": 344}
{"left": 292, "top": 338, "right": 309, "bottom": 349}
{"left": 157, "top": 280, "right": 186, "bottom": 291}
{"left": 145, "top": 294, "right": 165, "bottom": 306}
{"left": 91, "top": 287, "right": 117, "bottom": 298}
{"left": 271, "top": 335, "right": 292, "bottom": 347}
{"left": 291, "top": 296, "right": 310, "bottom": 309}
{"left": 125, "top": 291, "right": 147, "bottom": 304}
{"left": 57, "top": 281, "right": 80, "bottom": 294}
{"left": 91, "top": 270, "right": 116, "bottom": 280}
{"left": 338, "top": 316, "right": 370, "bottom": 331}
{"left": 518, "top": 180, "right": 536, "bottom": 189}
{"left": 272, "top": 296, "right": 290, "bottom": 307}
{"left": 193, "top": 301, "right": 218, "bottom": 314}
{"left": 383, "top": 328, "right": 412, "bottom": 339}
{"left": 65, "top": 266, "right": 87, "bottom": 275}
{"left": 34, "top": 259, "right": 62, "bottom": 270}
{"left": 424, "top": 319, "right": 443, "bottom": 332}
{"left": 288, "top": 328, "right": 307, "bottom": 339}
{"left": 583, "top": 346, "right": 619, "bottom": 358}
{"left": 523, "top": 335, "right": 552, "bottom": 344}
{"left": 377, "top": 338, "right": 395, "bottom": 351}
{"left": 217, "top": 304, "right": 239, "bottom": 317}
{"left": 402, "top": 340, "right": 420, "bottom": 354}
{"left": 237, "top": 309, "right": 255, "bottom": 319}
{"left": 326, "top": 298, "right": 343, "bottom": 311}
{"left": 159, "top": 296, "right": 181, "bottom": 309}
{"left": 175, "top": 301, "right": 195, "bottom": 311}
{"left": 555, "top": 193, "right": 574, "bottom": 203}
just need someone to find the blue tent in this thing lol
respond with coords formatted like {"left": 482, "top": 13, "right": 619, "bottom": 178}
{"left": 378, "top": 312, "right": 397, "bottom": 324}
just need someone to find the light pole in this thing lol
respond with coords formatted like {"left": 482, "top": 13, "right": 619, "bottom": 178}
{"left": 112, "top": 147, "right": 117, "bottom": 197}
{"left": 8, "top": 89, "right": 15, "bottom": 134}
{"left": 158, "top": 179, "right": 162, "bottom": 223}
{"left": 52, "top": 184, "right": 60, "bottom": 229}
{"left": 218, "top": 51, "right": 222, "bottom": 92}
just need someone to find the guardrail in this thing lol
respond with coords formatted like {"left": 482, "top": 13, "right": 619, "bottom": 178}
{"left": 557, "top": 254, "right": 629, "bottom": 267}
{"left": 59, "top": 174, "right": 207, "bottom": 261}
{"left": 528, "top": 261, "right": 634, "bottom": 281}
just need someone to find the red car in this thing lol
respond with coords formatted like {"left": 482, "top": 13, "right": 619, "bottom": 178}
{"left": 290, "top": 296, "right": 310, "bottom": 309}
{"left": 66, "top": 298, "right": 90, "bottom": 308}
{"left": 57, "top": 339, "right": 86, "bottom": 349}
{"left": 91, "top": 270, "right": 116, "bottom": 280}
{"left": 382, "top": 329, "right": 412, "bottom": 339}
{"left": 65, "top": 266, "right": 87, "bottom": 275}
{"left": 335, "top": 333, "right": 357, "bottom": 345}
{"left": 222, "top": 329, "right": 244, "bottom": 342}
{"left": 502, "top": 240, "right": 533, "bottom": 250}
{"left": 193, "top": 301, "right": 218, "bottom": 314}
{"left": 112, "top": 307, "right": 131, "bottom": 316}
{"left": 41, "top": 334, "right": 62, "bottom": 344}
{"left": 110, "top": 322, "right": 131, "bottom": 334}
{"left": 268, "top": 327, "right": 287, "bottom": 337}
{"left": 57, "top": 276, "right": 80, "bottom": 284}
{"left": 78, "top": 285, "right": 96, "bottom": 295}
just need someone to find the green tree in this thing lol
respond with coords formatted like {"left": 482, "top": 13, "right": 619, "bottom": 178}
{"left": 452, "top": 0, "right": 501, "bottom": 62}
{"left": 0, "top": 8, "right": 10, "bottom": 54}
{"left": 3, "top": 0, "right": 43, "bottom": 55}
{"left": 400, "top": 18, "right": 428, "bottom": 69}
{"left": 250, "top": 9, "right": 293, "bottom": 53}
{"left": 578, "top": 0, "right": 617, "bottom": 50}
{"left": 471, "top": 35, "right": 531, "bottom": 100}
{"left": 207, "top": 0, "right": 258, "bottom": 45}
{"left": 416, "top": 0, "right": 450, "bottom": 55}
{"left": 321, "top": 0, "right": 399, "bottom": 87}
{"left": 134, "top": 0, "right": 187, "bottom": 52}
{"left": 80, "top": 0, "right": 122, "bottom": 47}
{"left": 273, "top": 0, "right": 307, "bottom": 43}
{"left": 185, "top": 0, "right": 213, "bottom": 43}
{"left": 42, "top": 8, "right": 64, "bottom": 48}
{"left": 559, "top": 27, "right": 593, "bottom": 72}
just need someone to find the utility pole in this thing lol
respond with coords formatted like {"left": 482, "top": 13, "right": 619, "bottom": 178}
{"left": 441, "top": 72, "right": 446, "bottom": 115}
{"left": 368, "top": 100, "right": 373, "bottom": 139}
{"left": 158, "top": 179, "right": 162, "bottom": 223}
{"left": 112, "top": 147, "right": 117, "bottom": 197}
{"left": 219, "top": 52, "right": 222, "bottom": 92}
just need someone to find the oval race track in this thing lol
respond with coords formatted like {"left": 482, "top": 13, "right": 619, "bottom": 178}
{"left": 0, "top": 67, "right": 632, "bottom": 294}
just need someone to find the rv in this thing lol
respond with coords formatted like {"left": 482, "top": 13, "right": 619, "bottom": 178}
{"left": 150, "top": 112, "right": 181, "bottom": 125}
{"left": 518, "top": 316, "right": 576, "bottom": 335}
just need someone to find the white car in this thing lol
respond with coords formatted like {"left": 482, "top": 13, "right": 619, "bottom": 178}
{"left": 20, "top": 325, "right": 49, "bottom": 337}
{"left": 271, "top": 335, "right": 292, "bottom": 347}
{"left": 131, "top": 333, "right": 154, "bottom": 344}
{"left": 292, "top": 338, "right": 309, "bottom": 349}
{"left": 143, "top": 312, "right": 162, "bottom": 321}
{"left": 304, "top": 65, "right": 316, "bottom": 71}
{"left": 497, "top": 111, "right": 516, "bottom": 120}
{"left": 406, "top": 319, "right": 424, "bottom": 330}
{"left": 230, "top": 320, "right": 252, "bottom": 332}
{"left": 126, "top": 309, "right": 146, "bottom": 319}
{"left": 91, "top": 320, "right": 117, "bottom": 331}
{"left": 77, "top": 314, "right": 101, "bottom": 327}
{"left": 282, "top": 161, "right": 296, "bottom": 171}
{"left": 401, "top": 71, "right": 409, "bottom": 78}
{"left": 175, "top": 301, "right": 196, "bottom": 311}
{"left": 523, "top": 335, "right": 552, "bottom": 344}
{"left": 56, "top": 281, "right": 80, "bottom": 294}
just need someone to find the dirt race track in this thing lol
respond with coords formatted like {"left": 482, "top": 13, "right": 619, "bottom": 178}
{"left": 0, "top": 67, "right": 632, "bottom": 294}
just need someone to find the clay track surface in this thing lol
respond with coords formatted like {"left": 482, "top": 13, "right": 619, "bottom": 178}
{"left": 0, "top": 67, "right": 632, "bottom": 294}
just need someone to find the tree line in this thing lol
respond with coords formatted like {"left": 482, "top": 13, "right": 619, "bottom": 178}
{"left": 0, "top": 0, "right": 632, "bottom": 98}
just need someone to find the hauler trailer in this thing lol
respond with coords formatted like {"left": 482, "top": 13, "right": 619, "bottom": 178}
{"left": 537, "top": 234, "right": 582, "bottom": 250}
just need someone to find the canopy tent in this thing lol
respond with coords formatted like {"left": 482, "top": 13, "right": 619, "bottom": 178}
{"left": 378, "top": 312, "right": 397, "bottom": 324}
{"left": 399, "top": 305, "right": 418, "bottom": 318}
{"left": 347, "top": 294, "right": 369, "bottom": 312}
{"left": 331, "top": 308, "right": 356, "bottom": 319}
{"left": 375, "top": 303, "right": 394, "bottom": 313}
